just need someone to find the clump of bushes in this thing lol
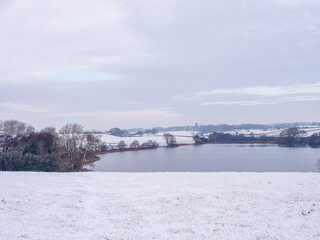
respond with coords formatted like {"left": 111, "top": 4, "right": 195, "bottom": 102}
{"left": 198, "top": 127, "right": 320, "bottom": 147}
{"left": 0, "top": 120, "right": 103, "bottom": 172}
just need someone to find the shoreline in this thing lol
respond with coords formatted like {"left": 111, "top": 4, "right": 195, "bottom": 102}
{"left": 95, "top": 143, "right": 193, "bottom": 155}
{"left": 85, "top": 143, "right": 194, "bottom": 165}
{"left": 85, "top": 141, "right": 318, "bottom": 168}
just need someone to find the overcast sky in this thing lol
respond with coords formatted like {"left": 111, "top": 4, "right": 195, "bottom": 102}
{"left": 0, "top": 0, "right": 320, "bottom": 130}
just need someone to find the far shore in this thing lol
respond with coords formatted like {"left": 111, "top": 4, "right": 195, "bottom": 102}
{"left": 86, "top": 141, "right": 281, "bottom": 166}
{"left": 84, "top": 143, "right": 194, "bottom": 166}
{"left": 95, "top": 143, "right": 191, "bottom": 156}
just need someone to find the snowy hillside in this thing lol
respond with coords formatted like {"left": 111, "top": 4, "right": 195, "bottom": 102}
{"left": 101, "top": 131, "right": 196, "bottom": 147}
{"left": 224, "top": 126, "right": 320, "bottom": 137}
{"left": 101, "top": 127, "right": 320, "bottom": 147}
{"left": 0, "top": 172, "right": 319, "bottom": 240}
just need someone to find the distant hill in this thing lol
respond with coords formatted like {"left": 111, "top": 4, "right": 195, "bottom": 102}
{"left": 123, "top": 122, "right": 320, "bottom": 134}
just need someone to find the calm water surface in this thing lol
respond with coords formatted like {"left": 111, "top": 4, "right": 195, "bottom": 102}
{"left": 93, "top": 144, "right": 320, "bottom": 172}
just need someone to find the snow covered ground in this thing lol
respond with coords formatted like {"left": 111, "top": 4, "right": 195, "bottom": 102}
{"left": 101, "top": 131, "right": 196, "bottom": 147}
{"left": 101, "top": 127, "right": 320, "bottom": 147}
{"left": 1, "top": 172, "right": 319, "bottom": 240}
{"left": 225, "top": 126, "right": 320, "bottom": 137}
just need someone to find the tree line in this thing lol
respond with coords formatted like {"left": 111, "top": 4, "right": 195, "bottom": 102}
{"left": 1, "top": 120, "right": 319, "bottom": 172}
{"left": 107, "top": 127, "right": 159, "bottom": 137}
{"left": 0, "top": 120, "right": 102, "bottom": 172}
{"left": 193, "top": 127, "right": 320, "bottom": 147}
{"left": 0, "top": 120, "right": 162, "bottom": 172}
{"left": 132, "top": 122, "right": 320, "bottom": 134}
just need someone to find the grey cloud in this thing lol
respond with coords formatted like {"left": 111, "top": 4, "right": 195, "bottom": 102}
{"left": 0, "top": 0, "right": 320, "bottom": 129}
{"left": 176, "top": 82, "right": 320, "bottom": 100}
{"left": 202, "top": 95, "right": 320, "bottom": 106}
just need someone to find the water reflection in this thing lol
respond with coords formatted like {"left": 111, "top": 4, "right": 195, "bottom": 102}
{"left": 93, "top": 144, "right": 320, "bottom": 172}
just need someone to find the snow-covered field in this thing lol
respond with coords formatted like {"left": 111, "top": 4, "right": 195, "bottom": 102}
{"left": 1, "top": 172, "right": 319, "bottom": 240}
{"left": 101, "top": 127, "right": 320, "bottom": 147}
{"left": 225, "top": 126, "right": 320, "bottom": 137}
{"left": 101, "top": 131, "right": 196, "bottom": 147}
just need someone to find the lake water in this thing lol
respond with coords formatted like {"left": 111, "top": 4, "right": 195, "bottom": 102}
{"left": 92, "top": 144, "right": 320, "bottom": 172}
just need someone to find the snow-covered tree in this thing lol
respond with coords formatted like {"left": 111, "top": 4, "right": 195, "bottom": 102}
{"left": 118, "top": 140, "right": 127, "bottom": 150}
{"left": 129, "top": 140, "right": 140, "bottom": 149}
{"left": 59, "top": 123, "right": 101, "bottom": 171}
{"left": 41, "top": 127, "right": 57, "bottom": 134}
{"left": 163, "top": 133, "right": 177, "bottom": 146}
{"left": 2, "top": 120, "right": 32, "bottom": 136}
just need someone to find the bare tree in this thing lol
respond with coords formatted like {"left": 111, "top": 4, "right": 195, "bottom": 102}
{"left": 280, "top": 127, "right": 306, "bottom": 146}
{"left": 150, "top": 128, "right": 158, "bottom": 135}
{"left": 2, "top": 120, "right": 28, "bottom": 136}
{"left": 0, "top": 134, "right": 18, "bottom": 153}
{"left": 163, "top": 133, "right": 177, "bottom": 146}
{"left": 41, "top": 126, "right": 57, "bottom": 134}
{"left": 118, "top": 140, "right": 127, "bottom": 150}
{"left": 129, "top": 140, "right": 140, "bottom": 149}
{"left": 86, "top": 133, "right": 102, "bottom": 152}
{"left": 193, "top": 134, "right": 203, "bottom": 143}
{"left": 308, "top": 133, "right": 320, "bottom": 146}
{"left": 0, "top": 121, "right": 3, "bottom": 134}
{"left": 26, "top": 125, "right": 35, "bottom": 134}
{"left": 59, "top": 123, "right": 92, "bottom": 171}
{"left": 141, "top": 140, "right": 159, "bottom": 148}
{"left": 280, "top": 127, "right": 306, "bottom": 138}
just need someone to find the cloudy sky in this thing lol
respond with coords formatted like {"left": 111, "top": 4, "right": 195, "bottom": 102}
{"left": 0, "top": 0, "right": 320, "bottom": 130}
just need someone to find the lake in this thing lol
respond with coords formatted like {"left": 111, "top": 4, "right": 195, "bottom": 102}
{"left": 92, "top": 144, "right": 320, "bottom": 172}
